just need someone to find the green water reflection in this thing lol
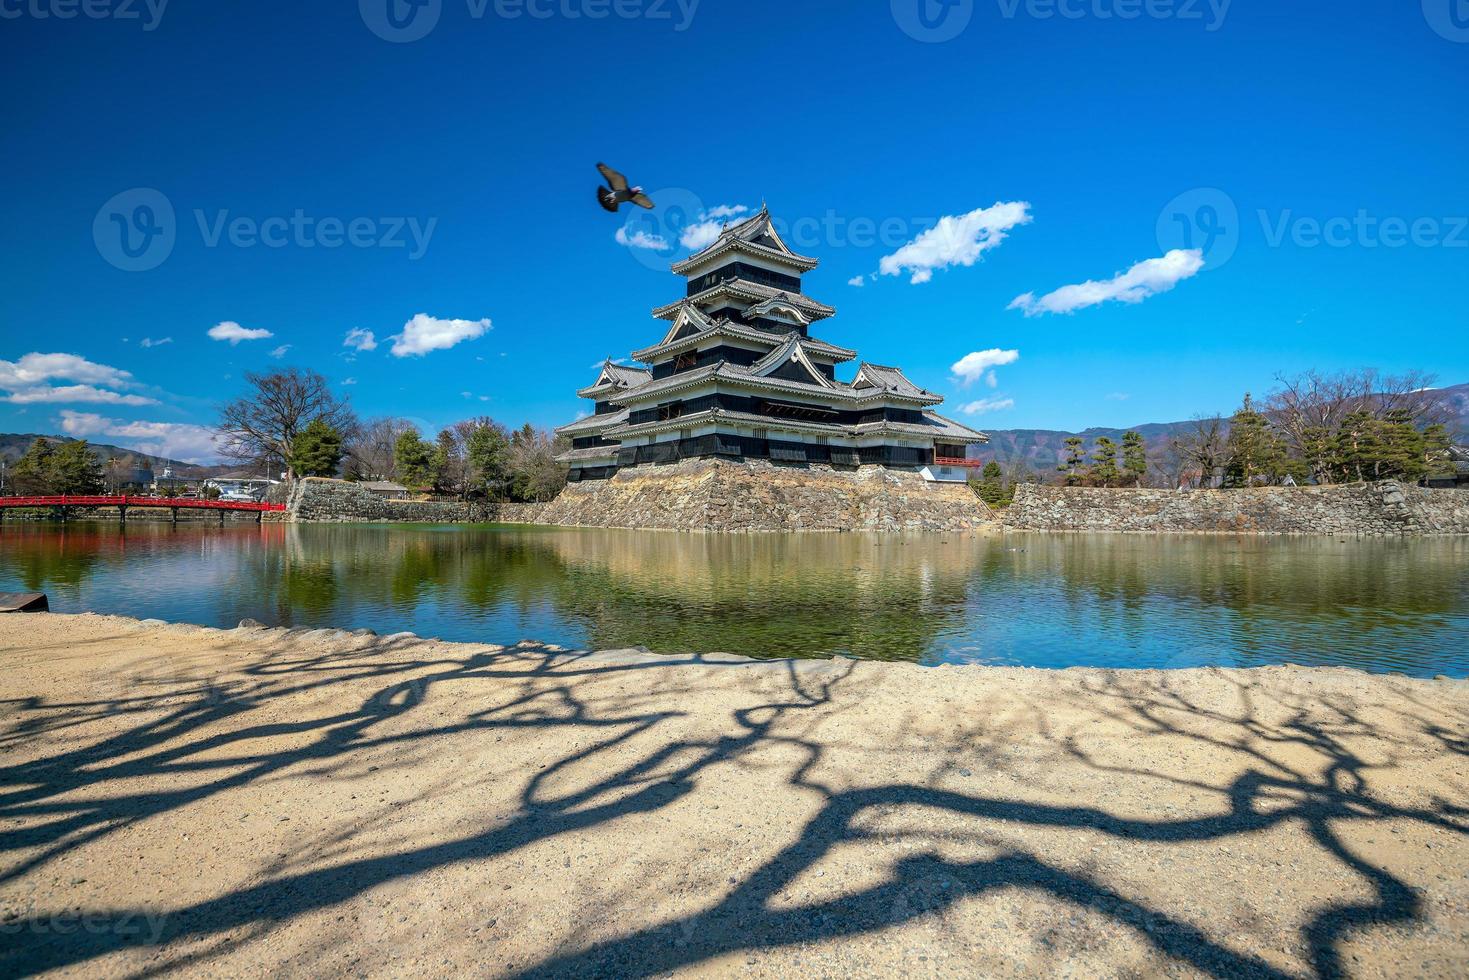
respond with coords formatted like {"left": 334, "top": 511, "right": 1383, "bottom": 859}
{"left": 0, "top": 522, "right": 1464, "bottom": 675}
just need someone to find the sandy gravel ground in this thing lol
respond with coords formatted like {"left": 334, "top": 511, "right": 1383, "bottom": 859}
{"left": 1, "top": 614, "right": 1466, "bottom": 978}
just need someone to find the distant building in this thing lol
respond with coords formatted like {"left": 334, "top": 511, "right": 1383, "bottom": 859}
{"left": 1425, "top": 446, "right": 1469, "bottom": 489}
{"left": 554, "top": 206, "right": 987, "bottom": 482}
{"left": 202, "top": 473, "right": 279, "bottom": 502}
{"left": 358, "top": 481, "right": 410, "bottom": 499}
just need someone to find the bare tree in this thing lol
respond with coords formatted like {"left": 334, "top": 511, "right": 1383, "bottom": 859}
{"left": 1265, "top": 369, "right": 1447, "bottom": 483}
{"left": 216, "top": 368, "right": 356, "bottom": 482}
{"left": 343, "top": 417, "right": 418, "bottom": 482}
{"left": 1171, "top": 416, "right": 1228, "bottom": 488}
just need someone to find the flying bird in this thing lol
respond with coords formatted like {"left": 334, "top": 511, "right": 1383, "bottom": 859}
{"left": 596, "top": 163, "right": 654, "bottom": 212}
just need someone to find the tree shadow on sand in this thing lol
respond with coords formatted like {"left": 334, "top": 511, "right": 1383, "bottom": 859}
{"left": 0, "top": 626, "right": 1465, "bottom": 977}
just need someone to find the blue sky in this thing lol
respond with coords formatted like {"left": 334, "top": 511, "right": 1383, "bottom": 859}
{"left": 1, "top": 0, "right": 1465, "bottom": 461}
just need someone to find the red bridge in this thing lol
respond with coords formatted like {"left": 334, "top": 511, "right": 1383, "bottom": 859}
{"left": 0, "top": 495, "right": 285, "bottom": 523}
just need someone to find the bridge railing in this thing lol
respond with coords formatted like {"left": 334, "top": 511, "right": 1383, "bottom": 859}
{"left": 0, "top": 495, "right": 285, "bottom": 512}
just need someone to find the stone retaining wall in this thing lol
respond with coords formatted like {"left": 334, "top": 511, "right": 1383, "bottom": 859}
{"left": 288, "top": 478, "right": 481, "bottom": 523}
{"left": 1001, "top": 481, "right": 1469, "bottom": 535}
{"left": 528, "top": 458, "right": 995, "bottom": 532}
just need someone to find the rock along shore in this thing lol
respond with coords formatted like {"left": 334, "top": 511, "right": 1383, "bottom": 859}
{"left": 2, "top": 613, "right": 1465, "bottom": 978}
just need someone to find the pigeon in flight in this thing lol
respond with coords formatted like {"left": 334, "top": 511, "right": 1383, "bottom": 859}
{"left": 596, "top": 163, "right": 655, "bottom": 212}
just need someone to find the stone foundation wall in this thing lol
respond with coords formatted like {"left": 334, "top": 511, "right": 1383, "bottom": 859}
{"left": 528, "top": 458, "right": 995, "bottom": 532}
{"left": 1001, "top": 481, "right": 1469, "bottom": 535}
{"left": 288, "top": 478, "right": 481, "bottom": 523}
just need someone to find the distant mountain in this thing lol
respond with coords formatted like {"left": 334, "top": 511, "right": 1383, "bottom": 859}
{"left": 0, "top": 433, "right": 218, "bottom": 479}
{"left": 970, "top": 382, "right": 1469, "bottom": 471}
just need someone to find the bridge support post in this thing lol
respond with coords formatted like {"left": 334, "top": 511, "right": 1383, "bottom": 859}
{"left": 118, "top": 505, "right": 127, "bottom": 525}
{"left": 170, "top": 507, "right": 179, "bottom": 525}
{"left": 218, "top": 510, "right": 225, "bottom": 527}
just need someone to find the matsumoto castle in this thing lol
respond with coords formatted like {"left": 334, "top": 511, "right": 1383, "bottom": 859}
{"left": 555, "top": 207, "right": 988, "bottom": 482}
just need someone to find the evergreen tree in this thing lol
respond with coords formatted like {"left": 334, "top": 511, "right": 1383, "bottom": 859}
{"left": 288, "top": 419, "right": 344, "bottom": 478}
{"left": 1058, "top": 437, "right": 1086, "bottom": 485}
{"left": 1121, "top": 431, "right": 1148, "bottom": 486}
{"left": 465, "top": 421, "right": 512, "bottom": 500}
{"left": 431, "top": 429, "right": 464, "bottom": 496}
{"left": 48, "top": 441, "right": 105, "bottom": 494}
{"left": 10, "top": 438, "right": 55, "bottom": 494}
{"left": 974, "top": 460, "right": 1007, "bottom": 506}
{"left": 1224, "top": 393, "right": 1285, "bottom": 487}
{"left": 1089, "top": 437, "right": 1120, "bottom": 487}
{"left": 393, "top": 430, "right": 435, "bottom": 491}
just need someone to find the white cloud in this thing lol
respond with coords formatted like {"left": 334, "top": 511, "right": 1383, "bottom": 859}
{"left": 57, "top": 410, "right": 220, "bottom": 463}
{"left": 0, "top": 353, "right": 153, "bottom": 406}
{"left": 269, "top": 344, "right": 292, "bottom": 359}
{"left": 0, "top": 352, "right": 136, "bottom": 390}
{"left": 958, "top": 397, "right": 1015, "bottom": 415}
{"left": 847, "top": 275, "right": 865, "bottom": 287}
{"left": 6, "top": 385, "right": 157, "bottom": 406}
{"left": 879, "top": 202, "right": 1032, "bottom": 285}
{"left": 680, "top": 204, "right": 751, "bottom": 251}
{"left": 138, "top": 337, "right": 172, "bottom": 348}
{"left": 1009, "top": 249, "right": 1204, "bottom": 317}
{"left": 615, "top": 226, "right": 670, "bottom": 250}
{"left": 950, "top": 348, "right": 1020, "bottom": 387}
{"left": 207, "top": 321, "right": 274, "bottom": 344}
{"left": 1106, "top": 392, "right": 1131, "bottom": 401}
{"left": 390, "top": 314, "right": 492, "bottom": 358}
{"left": 343, "top": 328, "right": 378, "bottom": 351}
{"left": 342, "top": 377, "right": 357, "bottom": 386}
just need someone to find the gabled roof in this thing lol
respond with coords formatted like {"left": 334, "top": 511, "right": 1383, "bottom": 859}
{"left": 670, "top": 206, "right": 819, "bottom": 275}
{"left": 653, "top": 279, "right": 835, "bottom": 322}
{"left": 852, "top": 363, "right": 936, "bottom": 399}
{"left": 747, "top": 335, "right": 838, "bottom": 388}
{"left": 652, "top": 303, "right": 717, "bottom": 347}
{"left": 575, "top": 359, "right": 652, "bottom": 399}
{"left": 555, "top": 407, "right": 629, "bottom": 436}
{"left": 743, "top": 294, "right": 811, "bottom": 326}
{"left": 631, "top": 316, "right": 857, "bottom": 364}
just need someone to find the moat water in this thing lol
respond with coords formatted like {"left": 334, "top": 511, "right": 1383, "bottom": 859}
{"left": 1, "top": 522, "right": 1465, "bottom": 676}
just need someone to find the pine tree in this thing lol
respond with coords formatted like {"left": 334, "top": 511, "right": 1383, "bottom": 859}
{"left": 47, "top": 441, "right": 105, "bottom": 494}
{"left": 465, "top": 421, "right": 511, "bottom": 501}
{"left": 974, "top": 460, "right": 1007, "bottom": 506}
{"left": 288, "top": 419, "right": 344, "bottom": 478}
{"left": 1089, "top": 437, "right": 1120, "bottom": 487}
{"left": 393, "top": 430, "right": 435, "bottom": 491}
{"left": 1059, "top": 437, "right": 1086, "bottom": 485}
{"left": 1224, "top": 393, "right": 1285, "bottom": 487}
{"left": 1121, "top": 431, "right": 1148, "bottom": 486}
{"left": 10, "top": 438, "right": 55, "bottom": 494}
